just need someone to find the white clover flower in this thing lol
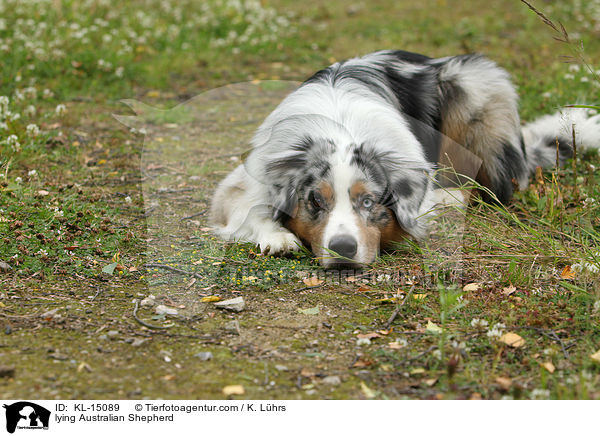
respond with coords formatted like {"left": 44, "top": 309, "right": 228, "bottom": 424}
{"left": 6, "top": 134, "right": 20, "bottom": 152}
{"left": 55, "top": 104, "right": 67, "bottom": 116}
{"left": 432, "top": 349, "right": 442, "bottom": 360}
{"left": 568, "top": 64, "right": 581, "bottom": 73}
{"left": 564, "top": 73, "right": 575, "bottom": 80}
{"left": 43, "top": 89, "right": 54, "bottom": 99}
{"left": 470, "top": 318, "right": 489, "bottom": 329}
{"left": 125, "top": 196, "right": 132, "bottom": 204}
{"left": 28, "top": 169, "right": 37, "bottom": 177}
{"left": 37, "top": 249, "right": 48, "bottom": 256}
{"left": 530, "top": 389, "right": 550, "bottom": 400}
{"left": 572, "top": 262, "right": 600, "bottom": 274}
{"left": 581, "top": 76, "right": 589, "bottom": 83}
{"left": 115, "top": 66, "right": 124, "bottom": 78}
{"left": 26, "top": 123, "right": 40, "bottom": 137}
{"left": 593, "top": 300, "right": 600, "bottom": 314}
{"left": 486, "top": 323, "right": 506, "bottom": 340}
{"left": 0, "top": 122, "right": 6, "bottom": 130}
{"left": 24, "top": 105, "right": 36, "bottom": 117}
{"left": 15, "top": 177, "right": 23, "bottom": 183}
{"left": 23, "top": 87, "right": 37, "bottom": 99}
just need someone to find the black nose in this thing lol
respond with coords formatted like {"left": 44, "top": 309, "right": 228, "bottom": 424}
{"left": 328, "top": 234, "right": 358, "bottom": 260}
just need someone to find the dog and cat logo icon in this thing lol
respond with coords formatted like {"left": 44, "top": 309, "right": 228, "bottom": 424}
{"left": 2, "top": 402, "right": 50, "bottom": 434}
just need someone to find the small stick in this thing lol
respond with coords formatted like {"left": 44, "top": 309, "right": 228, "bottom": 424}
{"left": 384, "top": 285, "right": 415, "bottom": 330}
{"left": 144, "top": 263, "right": 203, "bottom": 279}
{"left": 179, "top": 209, "right": 207, "bottom": 221}
{"left": 132, "top": 299, "right": 172, "bottom": 330}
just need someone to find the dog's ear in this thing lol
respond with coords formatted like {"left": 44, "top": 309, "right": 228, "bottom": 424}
{"left": 385, "top": 170, "right": 433, "bottom": 239}
{"left": 270, "top": 180, "right": 299, "bottom": 222}
{"left": 366, "top": 150, "right": 433, "bottom": 239}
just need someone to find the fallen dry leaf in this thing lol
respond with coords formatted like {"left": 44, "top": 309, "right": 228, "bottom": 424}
{"left": 360, "top": 382, "right": 376, "bottom": 399}
{"left": 352, "top": 358, "right": 374, "bottom": 368}
{"left": 413, "top": 294, "right": 427, "bottom": 300}
{"left": 425, "top": 320, "right": 443, "bottom": 334}
{"left": 423, "top": 378, "right": 438, "bottom": 387}
{"left": 356, "top": 332, "right": 381, "bottom": 340}
{"left": 499, "top": 332, "right": 525, "bottom": 348}
{"left": 502, "top": 285, "right": 517, "bottom": 296}
{"left": 540, "top": 361, "right": 555, "bottom": 373}
{"left": 388, "top": 342, "right": 405, "bottom": 350}
{"left": 222, "top": 385, "right": 245, "bottom": 396}
{"left": 590, "top": 349, "right": 600, "bottom": 364}
{"left": 463, "top": 283, "right": 481, "bottom": 292}
{"left": 495, "top": 376, "right": 512, "bottom": 391}
{"left": 560, "top": 265, "right": 576, "bottom": 280}
{"left": 303, "top": 276, "right": 324, "bottom": 287}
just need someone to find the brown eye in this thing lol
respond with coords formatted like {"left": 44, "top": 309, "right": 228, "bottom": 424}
{"left": 309, "top": 191, "right": 326, "bottom": 210}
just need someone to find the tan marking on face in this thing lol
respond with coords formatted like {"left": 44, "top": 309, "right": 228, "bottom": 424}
{"left": 318, "top": 181, "right": 334, "bottom": 205}
{"left": 350, "top": 181, "right": 368, "bottom": 200}
{"left": 379, "top": 208, "right": 408, "bottom": 249}
{"left": 350, "top": 181, "right": 380, "bottom": 263}
{"left": 285, "top": 182, "right": 334, "bottom": 253}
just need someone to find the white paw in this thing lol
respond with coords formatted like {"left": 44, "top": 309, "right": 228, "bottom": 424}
{"left": 258, "top": 231, "right": 302, "bottom": 256}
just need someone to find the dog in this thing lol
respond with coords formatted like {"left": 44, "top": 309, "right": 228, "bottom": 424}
{"left": 210, "top": 50, "right": 600, "bottom": 268}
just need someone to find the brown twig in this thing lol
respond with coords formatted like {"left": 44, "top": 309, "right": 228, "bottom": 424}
{"left": 384, "top": 285, "right": 415, "bottom": 330}
{"left": 144, "top": 263, "right": 203, "bottom": 279}
{"left": 132, "top": 299, "right": 173, "bottom": 330}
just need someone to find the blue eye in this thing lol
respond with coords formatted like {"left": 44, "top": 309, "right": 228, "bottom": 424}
{"left": 362, "top": 198, "right": 374, "bottom": 209}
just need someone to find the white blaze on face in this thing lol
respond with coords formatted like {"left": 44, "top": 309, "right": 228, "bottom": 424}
{"left": 321, "top": 153, "right": 367, "bottom": 265}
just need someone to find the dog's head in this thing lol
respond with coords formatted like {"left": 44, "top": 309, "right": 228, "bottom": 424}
{"left": 252, "top": 127, "right": 434, "bottom": 268}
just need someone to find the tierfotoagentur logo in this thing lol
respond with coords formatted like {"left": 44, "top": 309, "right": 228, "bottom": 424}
{"left": 2, "top": 402, "right": 50, "bottom": 434}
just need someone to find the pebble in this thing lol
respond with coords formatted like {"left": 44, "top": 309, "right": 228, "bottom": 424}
{"left": 4, "top": 325, "right": 12, "bottom": 335}
{"left": 224, "top": 320, "right": 240, "bottom": 335}
{"left": 194, "top": 352, "right": 213, "bottom": 361}
{"left": 98, "top": 335, "right": 108, "bottom": 341}
{"left": 140, "top": 295, "right": 156, "bottom": 307}
{"left": 275, "top": 365, "right": 289, "bottom": 372}
{"left": 214, "top": 297, "right": 245, "bottom": 312}
{"left": 155, "top": 305, "right": 178, "bottom": 315}
{"left": 107, "top": 330, "right": 119, "bottom": 339}
{"left": 356, "top": 338, "right": 371, "bottom": 346}
{"left": 0, "top": 366, "right": 15, "bottom": 378}
{"left": 322, "top": 375, "right": 341, "bottom": 386}
{"left": 131, "top": 338, "right": 148, "bottom": 347}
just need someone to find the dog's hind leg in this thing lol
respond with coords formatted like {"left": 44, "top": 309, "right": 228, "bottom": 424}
{"left": 210, "top": 165, "right": 302, "bottom": 255}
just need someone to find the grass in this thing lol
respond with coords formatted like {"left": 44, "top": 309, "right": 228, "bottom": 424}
{"left": 0, "top": 0, "right": 599, "bottom": 400}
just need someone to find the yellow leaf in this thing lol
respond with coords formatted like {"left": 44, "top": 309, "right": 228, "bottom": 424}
{"left": 360, "top": 381, "right": 376, "bottom": 399}
{"left": 463, "top": 283, "right": 481, "bottom": 292}
{"left": 591, "top": 349, "right": 600, "bottom": 363}
{"left": 499, "top": 332, "right": 525, "bottom": 348}
{"left": 0, "top": 302, "right": 5, "bottom": 308}
{"left": 201, "top": 296, "right": 221, "bottom": 303}
{"left": 425, "top": 320, "right": 443, "bottom": 334}
{"left": 222, "top": 385, "right": 245, "bottom": 396}
{"left": 303, "top": 276, "right": 323, "bottom": 287}
{"left": 540, "top": 361, "right": 555, "bottom": 373}
{"left": 97, "top": 159, "right": 107, "bottom": 165}
{"left": 413, "top": 294, "right": 427, "bottom": 300}
{"left": 560, "top": 265, "right": 576, "bottom": 280}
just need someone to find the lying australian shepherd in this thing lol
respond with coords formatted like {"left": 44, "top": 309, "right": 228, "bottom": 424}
{"left": 210, "top": 50, "right": 599, "bottom": 268}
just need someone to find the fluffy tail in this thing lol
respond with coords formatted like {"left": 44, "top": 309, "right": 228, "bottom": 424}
{"left": 522, "top": 108, "right": 600, "bottom": 173}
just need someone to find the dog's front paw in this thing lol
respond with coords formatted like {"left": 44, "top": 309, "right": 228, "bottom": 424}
{"left": 258, "top": 231, "right": 302, "bottom": 256}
